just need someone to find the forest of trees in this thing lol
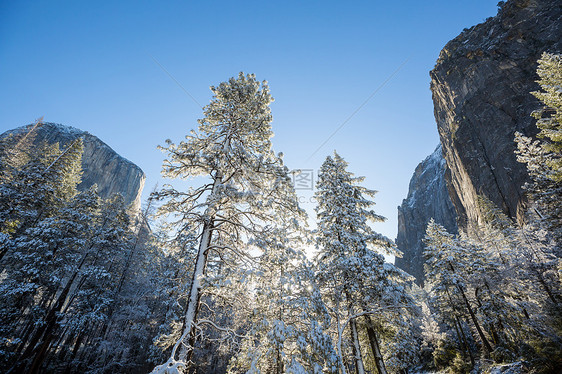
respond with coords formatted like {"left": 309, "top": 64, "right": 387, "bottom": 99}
{"left": 0, "top": 54, "right": 560, "bottom": 374}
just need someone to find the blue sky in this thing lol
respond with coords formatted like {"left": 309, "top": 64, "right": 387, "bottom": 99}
{"left": 0, "top": 0, "right": 499, "bottom": 240}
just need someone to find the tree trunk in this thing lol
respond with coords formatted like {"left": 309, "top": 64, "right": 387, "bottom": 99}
{"left": 363, "top": 314, "right": 387, "bottom": 374}
{"left": 178, "top": 217, "right": 215, "bottom": 363}
{"left": 174, "top": 168, "right": 226, "bottom": 367}
{"left": 522, "top": 232, "right": 560, "bottom": 305}
{"left": 349, "top": 318, "right": 365, "bottom": 374}
{"left": 15, "top": 250, "right": 90, "bottom": 373}
{"left": 457, "top": 284, "right": 493, "bottom": 355}
{"left": 444, "top": 285, "right": 474, "bottom": 366}
{"left": 276, "top": 346, "right": 283, "bottom": 374}
{"left": 455, "top": 315, "right": 474, "bottom": 367}
{"left": 69, "top": 329, "right": 87, "bottom": 360}
{"left": 447, "top": 262, "right": 493, "bottom": 355}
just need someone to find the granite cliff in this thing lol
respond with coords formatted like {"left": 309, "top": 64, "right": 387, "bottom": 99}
{"left": 1, "top": 122, "right": 145, "bottom": 211}
{"left": 431, "top": 0, "right": 562, "bottom": 229}
{"left": 395, "top": 145, "right": 458, "bottom": 285}
{"left": 396, "top": 0, "right": 561, "bottom": 282}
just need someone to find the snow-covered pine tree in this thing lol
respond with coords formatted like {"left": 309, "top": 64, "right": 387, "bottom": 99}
{"left": 475, "top": 198, "right": 562, "bottom": 366}
{"left": 0, "top": 118, "right": 43, "bottom": 183}
{"left": 0, "top": 129, "right": 170, "bottom": 372}
{"left": 0, "top": 138, "right": 85, "bottom": 355}
{"left": 531, "top": 52, "right": 562, "bottom": 181}
{"left": 0, "top": 137, "right": 83, "bottom": 261}
{"left": 150, "top": 73, "right": 305, "bottom": 373}
{"left": 227, "top": 226, "right": 304, "bottom": 374}
{"left": 424, "top": 193, "right": 562, "bottom": 372}
{"left": 149, "top": 227, "right": 198, "bottom": 363}
{"left": 58, "top": 194, "right": 134, "bottom": 365}
{"left": 474, "top": 197, "right": 552, "bottom": 331}
{"left": 511, "top": 54, "right": 562, "bottom": 369}
{"left": 423, "top": 220, "right": 486, "bottom": 367}
{"left": 0, "top": 137, "right": 120, "bottom": 371}
{"left": 6, "top": 189, "right": 135, "bottom": 373}
{"left": 0, "top": 137, "right": 99, "bottom": 370}
{"left": 419, "top": 300, "right": 444, "bottom": 359}
{"left": 84, "top": 193, "right": 163, "bottom": 372}
{"left": 515, "top": 52, "right": 562, "bottom": 250}
{"left": 314, "top": 152, "right": 414, "bottom": 374}
{"left": 0, "top": 134, "right": 140, "bottom": 372}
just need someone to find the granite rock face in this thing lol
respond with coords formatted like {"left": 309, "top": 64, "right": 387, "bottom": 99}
{"left": 430, "top": 0, "right": 562, "bottom": 229}
{"left": 2, "top": 122, "right": 145, "bottom": 211}
{"left": 395, "top": 145, "right": 458, "bottom": 285}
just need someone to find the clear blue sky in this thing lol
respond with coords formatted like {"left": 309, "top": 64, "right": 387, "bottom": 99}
{"left": 0, "top": 0, "right": 499, "bottom": 241}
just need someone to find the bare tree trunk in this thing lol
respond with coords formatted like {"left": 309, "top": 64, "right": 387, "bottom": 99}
{"left": 445, "top": 285, "right": 474, "bottom": 366}
{"left": 349, "top": 317, "right": 365, "bottom": 374}
{"left": 14, "top": 248, "right": 91, "bottom": 373}
{"left": 179, "top": 218, "right": 214, "bottom": 364}
{"left": 363, "top": 314, "right": 387, "bottom": 374}
{"left": 447, "top": 262, "right": 493, "bottom": 355}
{"left": 457, "top": 284, "right": 493, "bottom": 355}
{"left": 276, "top": 346, "right": 283, "bottom": 374}
{"left": 455, "top": 316, "right": 475, "bottom": 367}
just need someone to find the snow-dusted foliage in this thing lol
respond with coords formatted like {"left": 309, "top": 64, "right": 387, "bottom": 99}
{"left": 423, "top": 199, "right": 562, "bottom": 371}
{"left": 227, "top": 227, "right": 338, "bottom": 374}
{"left": 529, "top": 52, "right": 562, "bottom": 182}
{"left": 515, "top": 53, "right": 562, "bottom": 250}
{"left": 0, "top": 124, "right": 167, "bottom": 373}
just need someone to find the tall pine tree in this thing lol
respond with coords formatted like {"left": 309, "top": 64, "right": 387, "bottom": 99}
{"left": 151, "top": 73, "right": 306, "bottom": 373}
{"left": 314, "top": 152, "right": 415, "bottom": 374}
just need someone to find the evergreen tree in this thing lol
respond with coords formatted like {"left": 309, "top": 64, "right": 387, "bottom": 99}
{"left": 0, "top": 137, "right": 83, "bottom": 260}
{"left": 515, "top": 53, "right": 562, "bottom": 249}
{"left": 314, "top": 152, "right": 415, "bottom": 374}
{"left": 0, "top": 129, "right": 143, "bottom": 372}
{"left": 531, "top": 52, "right": 562, "bottom": 181}
{"left": 424, "top": 205, "right": 562, "bottom": 372}
{"left": 424, "top": 220, "right": 491, "bottom": 367}
{"left": 150, "top": 73, "right": 305, "bottom": 373}
{"left": 5, "top": 190, "right": 135, "bottom": 373}
{"left": 0, "top": 118, "right": 43, "bottom": 183}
